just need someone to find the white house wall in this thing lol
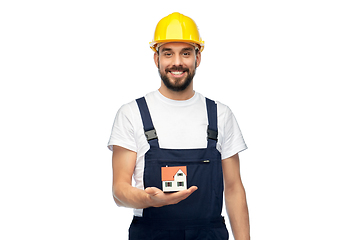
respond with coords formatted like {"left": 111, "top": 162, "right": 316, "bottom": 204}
{"left": 162, "top": 169, "right": 187, "bottom": 192}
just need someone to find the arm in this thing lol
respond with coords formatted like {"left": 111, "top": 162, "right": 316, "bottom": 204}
{"left": 222, "top": 153, "right": 250, "bottom": 240}
{"left": 112, "top": 145, "right": 197, "bottom": 209}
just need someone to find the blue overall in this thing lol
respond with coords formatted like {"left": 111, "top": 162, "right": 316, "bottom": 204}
{"left": 129, "top": 97, "right": 229, "bottom": 240}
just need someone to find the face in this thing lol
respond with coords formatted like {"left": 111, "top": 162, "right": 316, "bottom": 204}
{"left": 155, "top": 42, "right": 201, "bottom": 92}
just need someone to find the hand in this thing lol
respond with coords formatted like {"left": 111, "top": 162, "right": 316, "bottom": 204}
{"left": 144, "top": 186, "right": 198, "bottom": 208}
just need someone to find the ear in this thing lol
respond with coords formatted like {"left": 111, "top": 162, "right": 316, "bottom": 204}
{"left": 195, "top": 51, "right": 201, "bottom": 68}
{"left": 154, "top": 52, "right": 159, "bottom": 68}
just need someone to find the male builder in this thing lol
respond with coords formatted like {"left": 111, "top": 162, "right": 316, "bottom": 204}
{"left": 108, "top": 12, "right": 250, "bottom": 240}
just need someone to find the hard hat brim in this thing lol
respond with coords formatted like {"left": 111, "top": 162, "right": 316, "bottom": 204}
{"left": 149, "top": 40, "right": 205, "bottom": 52}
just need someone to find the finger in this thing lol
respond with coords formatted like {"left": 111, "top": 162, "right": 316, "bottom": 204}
{"left": 166, "top": 186, "right": 198, "bottom": 204}
{"left": 144, "top": 187, "right": 161, "bottom": 196}
{"left": 188, "top": 186, "right": 198, "bottom": 193}
{"left": 171, "top": 186, "right": 198, "bottom": 197}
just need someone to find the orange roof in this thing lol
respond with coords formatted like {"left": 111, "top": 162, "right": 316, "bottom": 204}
{"left": 161, "top": 166, "right": 187, "bottom": 181}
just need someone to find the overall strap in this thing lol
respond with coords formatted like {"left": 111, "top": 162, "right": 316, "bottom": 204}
{"left": 136, "top": 97, "right": 159, "bottom": 148}
{"left": 206, "top": 98, "right": 218, "bottom": 148}
{"left": 136, "top": 96, "right": 217, "bottom": 148}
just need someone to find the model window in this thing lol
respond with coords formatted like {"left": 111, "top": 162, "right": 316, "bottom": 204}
{"left": 165, "top": 182, "right": 172, "bottom": 187}
{"left": 177, "top": 173, "right": 183, "bottom": 176}
{"left": 177, "top": 182, "right": 184, "bottom": 187}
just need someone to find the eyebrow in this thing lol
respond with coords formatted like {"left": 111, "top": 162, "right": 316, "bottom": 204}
{"left": 161, "top": 48, "right": 172, "bottom": 53}
{"left": 181, "top": 48, "right": 194, "bottom": 52}
{"left": 160, "top": 47, "right": 194, "bottom": 53}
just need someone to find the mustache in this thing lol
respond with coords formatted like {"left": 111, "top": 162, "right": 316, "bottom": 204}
{"left": 165, "top": 66, "right": 189, "bottom": 73}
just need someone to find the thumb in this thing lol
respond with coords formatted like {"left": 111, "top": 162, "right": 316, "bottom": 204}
{"left": 144, "top": 187, "right": 159, "bottom": 196}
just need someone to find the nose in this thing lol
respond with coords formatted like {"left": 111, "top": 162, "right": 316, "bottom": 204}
{"left": 172, "top": 53, "right": 182, "bottom": 66}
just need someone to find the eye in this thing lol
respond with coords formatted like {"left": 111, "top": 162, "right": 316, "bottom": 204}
{"left": 183, "top": 52, "right": 191, "bottom": 56}
{"left": 163, "top": 52, "right": 172, "bottom": 57}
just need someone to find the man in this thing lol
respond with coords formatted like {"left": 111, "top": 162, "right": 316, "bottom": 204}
{"left": 108, "top": 12, "right": 250, "bottom": 240}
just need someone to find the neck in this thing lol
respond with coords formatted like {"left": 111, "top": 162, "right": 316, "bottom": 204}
{"left": 158, "top": 83, "right": 195, "bottom": 101}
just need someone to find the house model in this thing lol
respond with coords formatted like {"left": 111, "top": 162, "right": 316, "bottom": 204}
{"left": 161, "top": 166, "right": 187, "bottom": 192}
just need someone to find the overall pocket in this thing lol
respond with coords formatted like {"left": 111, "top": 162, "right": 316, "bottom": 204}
{"left": 143, "top": 153, "right": 223, "bottom": 219}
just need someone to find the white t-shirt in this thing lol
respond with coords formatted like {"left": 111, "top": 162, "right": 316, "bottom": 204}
{"left": 108, "top": 90, "right": 247, "bottom": 216}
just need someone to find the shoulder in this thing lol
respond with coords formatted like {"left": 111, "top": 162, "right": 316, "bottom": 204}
{"left": 193, "top": 93, "right": 233, "bottom": 121}
{"left": 199, "top": 93, "right": 232, "bottom": 119}
{"left": 115, "top": 100, "right": 138, "bottom": 121}
{"left": 116, "top": 91, "right": 159, "bottom": 118}
{"left": 215, "top": 100, "right": 233, "bottom": 120}
{"left": 197, "top": 93, "right": 230, "bottom": 110}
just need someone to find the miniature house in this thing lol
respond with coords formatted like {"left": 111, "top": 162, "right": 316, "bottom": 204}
{"left": 161, "top": 166, "right": 187, "bottom": 192}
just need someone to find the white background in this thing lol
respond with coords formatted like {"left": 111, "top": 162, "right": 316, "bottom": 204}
{"left": 1, "top": 0, "right": 359, "bottom": 239}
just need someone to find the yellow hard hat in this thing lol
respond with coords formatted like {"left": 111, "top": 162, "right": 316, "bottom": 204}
{"left": 150, "top": 12, "right": 205, "bottom": 52}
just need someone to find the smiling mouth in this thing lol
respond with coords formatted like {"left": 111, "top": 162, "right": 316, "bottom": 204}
{"left": 166, "top": 68, "right": 189, "bottom": 78}
{"left": 169, "top": 71, "right": 186, "bottom": 77}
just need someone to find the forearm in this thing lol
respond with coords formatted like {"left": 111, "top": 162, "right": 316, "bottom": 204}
{"left": 225, "top": 186, "right": 250, "bottom": 240}
{"left": 113, "top": 182, "right": 151, "bottom": 209}
{"left": 113, "top": 182, "right": 198, "bottom": 209}
{"left": 112, "top": 146, "right": 197, "bottom": 209}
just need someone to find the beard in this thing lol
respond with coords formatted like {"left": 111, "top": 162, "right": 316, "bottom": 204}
{"left": 159, "top": 65, "right": 196, "bottom": 92}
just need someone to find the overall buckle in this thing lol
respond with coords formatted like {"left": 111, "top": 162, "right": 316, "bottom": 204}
{"left": 207, "top": 127, "right": 218, "bottom": 141}
{"left": 145, "top": 129, "right": 158, "bottom": 141}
